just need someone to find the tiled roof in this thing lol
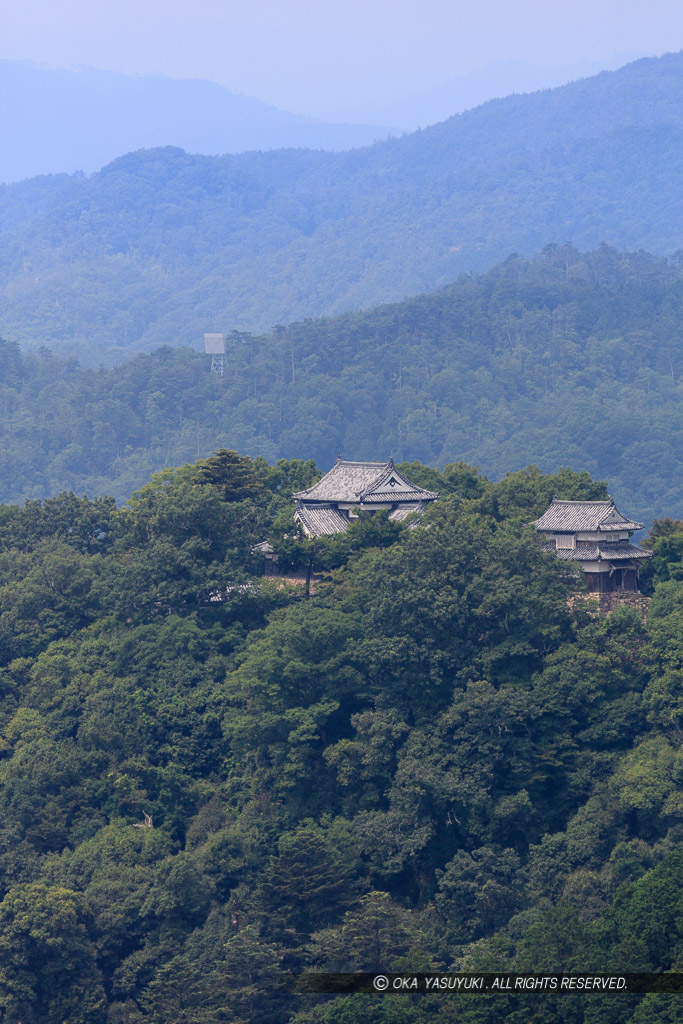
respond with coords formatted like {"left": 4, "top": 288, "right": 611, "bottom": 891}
{"left": 541, "top": 541, "right": 597, "bottom": 560}
{"left": 293, "top": 457, "right": 438, "bottom": 504}
{"left": 533, "top": 498, "right": 643, "bottom": 533}
{"left": 370, "top": 489, "right": 436, "bottom": 503}
{"left": 542, "top": 541, "right": 651, "bottom": 562}
{"left": 252, "top": 540, "right": 275, "bottom": 554}
{"left": 388, "top": 503, "right": 424, "bottom": 522}
{"left": 294, "top": 503, "right": 349, "bottom": 537}
{"left": 597, "top": 542, "right": 652, "bottom": 561}
{"left": 359, "top": 463, "right": 438, "bottom": 502}
{"left": 294, "top": 459, "right": 388, "bottom": 502}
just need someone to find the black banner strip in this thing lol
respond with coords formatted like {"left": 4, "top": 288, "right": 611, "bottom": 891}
{"left": 291, "top": 973, "right": 683, "bottom": 994}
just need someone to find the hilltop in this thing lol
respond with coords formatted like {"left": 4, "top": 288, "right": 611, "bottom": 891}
{"left": 1, "top": 53, "right": 683, "bottom": 359}
{"left": 0, "top": 452, "right": 681, "bottom": 1022}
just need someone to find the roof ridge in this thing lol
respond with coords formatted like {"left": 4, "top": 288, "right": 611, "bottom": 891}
{"left": 551, "top": 498, "right": 613, "bottom": 505}
{"left": 338, "top": 459, "right": 387, "bottom": 466}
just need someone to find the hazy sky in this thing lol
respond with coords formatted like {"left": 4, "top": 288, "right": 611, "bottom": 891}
{"left": 2, "top": 0, "right": 682, "bottom": 119}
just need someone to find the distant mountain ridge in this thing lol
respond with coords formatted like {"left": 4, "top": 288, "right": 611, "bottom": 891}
{"left": 0, "top": 60, "right": 395, "bottom": 182}
{"left": 1, "top": 52, "right": 682, "bottom": 360}
{"left": 354, "top": 53, "right": 641, "bottom": 128}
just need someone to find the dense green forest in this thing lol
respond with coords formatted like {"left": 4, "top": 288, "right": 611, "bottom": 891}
{"left": 3, "top": 244, "right": 683, "bottom": 523}
{"left": 1, "top": 53, "right": 682, "bottom": 357}
{"left": 0, "top": 450, "right": 681, "bottom": 1023}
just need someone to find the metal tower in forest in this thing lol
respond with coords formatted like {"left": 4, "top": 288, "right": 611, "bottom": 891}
{"left": 204, "top": 333, "right": 226, "bottom": 374}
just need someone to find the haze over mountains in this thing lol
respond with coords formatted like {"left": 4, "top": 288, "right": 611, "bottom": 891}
{"left": 0, "top": 51, "right": 682, "bottom": 362}
{"left": 0, "top": 60, "right": 396, "bottom": 184}
{"left": 0, "top": 54, "right": 638, "bottom": 182}
{"left": 356, "top": 53, "right": 640, "bottom": 128}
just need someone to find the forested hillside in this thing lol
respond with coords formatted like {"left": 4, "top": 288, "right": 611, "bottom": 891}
{"left": 2, "top": 245, "right": 683, "bottom": 524}
{"left": 0, "top": 452, "right": 681, "bottom": 1023}
{"left": 1, "top": 52, "right": 683, "bottom": 357}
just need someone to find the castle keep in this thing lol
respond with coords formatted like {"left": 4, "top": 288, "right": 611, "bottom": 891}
{"left": 534, "top": 498, "right": 651, "bottom": 593}
{"left": 292, "top": 457, "right": 439, "bottom": 537}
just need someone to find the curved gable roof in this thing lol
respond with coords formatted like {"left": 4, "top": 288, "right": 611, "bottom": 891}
{"left": 360, "top": 463, "right": 438, "bottom": 502}
{"left": 533, "top": 498, "right": 643, "bottom": 533}
{"left": 293, "top": 457, "right": 438, "bottom": 504}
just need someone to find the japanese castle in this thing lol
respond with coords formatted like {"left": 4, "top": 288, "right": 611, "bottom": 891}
{"left": 292, "top": 457, "right": 439, "bottom": 537}
{"left": 533, "top": 498, "right": 651, "bottom": 593}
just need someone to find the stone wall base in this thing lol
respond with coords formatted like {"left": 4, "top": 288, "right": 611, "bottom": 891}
{"left": 573, "top": 591, "right": 651, "bottom": 620}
